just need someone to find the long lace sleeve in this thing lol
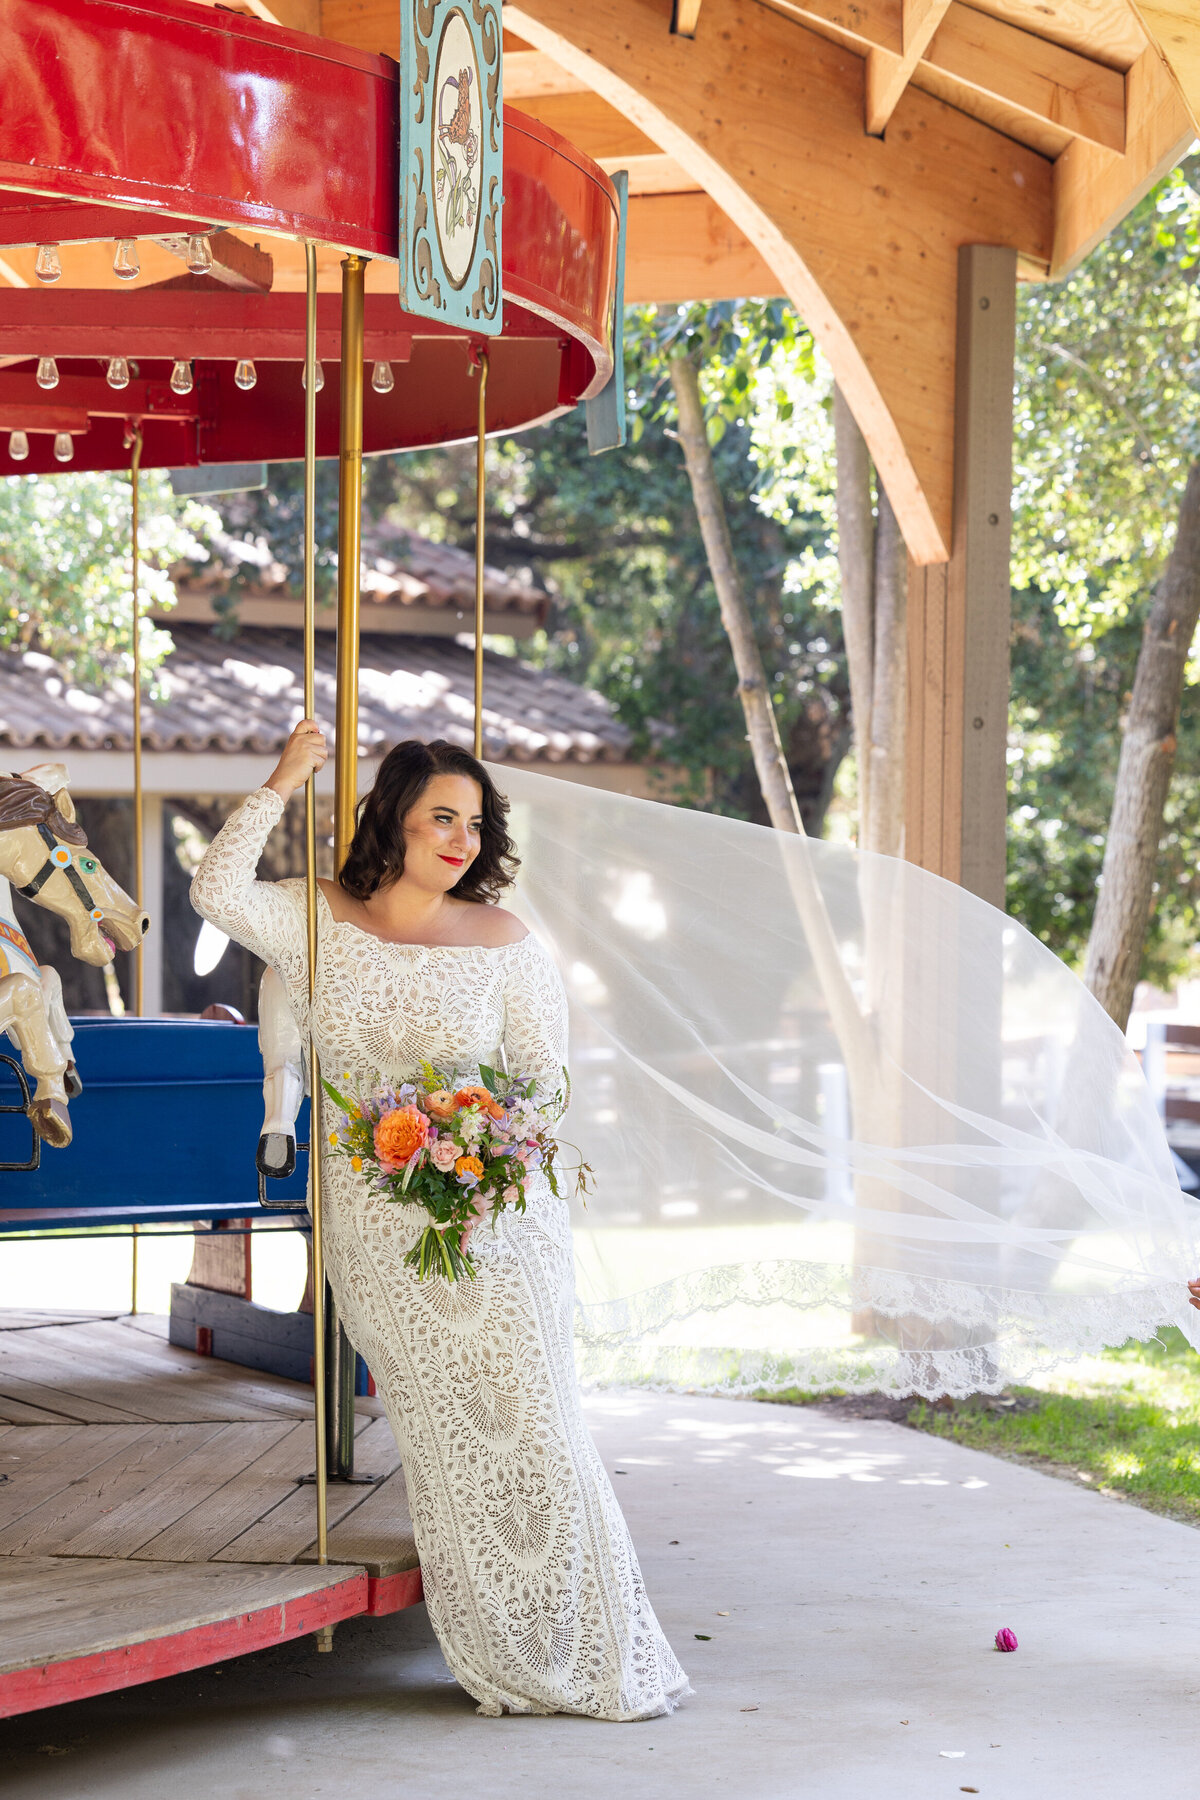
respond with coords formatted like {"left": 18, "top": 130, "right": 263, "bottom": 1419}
{"left": 189, "top": 787, "right": 309, "bottom": 1007}
{"left": 503, "top": 932, "right": 570, "bottom": 1120}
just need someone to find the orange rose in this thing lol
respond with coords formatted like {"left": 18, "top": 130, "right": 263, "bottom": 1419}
{"left": 454, "top": 1154, "right": 485, "bottom": 1180}
{"left": 453, "top": 1085, "right": 504, "bottom": 1120}
{"left": 425, "top": 1088, "right": 459, "bottom": 1121}
{"left": 374, "top": 1104, "right": 429, "bottom": 1169}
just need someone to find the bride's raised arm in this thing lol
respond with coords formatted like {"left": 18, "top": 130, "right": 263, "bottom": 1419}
{"left": 190, "top": 719, "right": 327, "bottom": 990}
{"left": 189, "top": 785, "right": 305, "bottom": 973}
{"left": 501, "top": 932, "right": 571, "bottom": 1121}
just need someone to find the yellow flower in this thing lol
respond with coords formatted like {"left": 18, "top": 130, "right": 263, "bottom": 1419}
{"left": 328, "top": 1131, "right": 339, "bottom": 1147}
{"left": 351, "top": 1154, "right": 363, "bottom": 1172}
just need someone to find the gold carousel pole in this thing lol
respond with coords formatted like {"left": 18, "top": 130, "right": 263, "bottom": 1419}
{"left": 130, "top": 428, "right": 145, "bottom": 1017}
{"left": 322, "top": 251, "right": 366, "bottom": 1489}
{"left": 130, "top": 426, "right": 144, "bottom": 1316}
{"left": 302, "top": 241, "right": 332, "bottom": 1612}
{"left": 334, "top": 254, "right": 365, "bottom": 869}
{"left": 473, "top": 349, "right": 488, "bottom": 757}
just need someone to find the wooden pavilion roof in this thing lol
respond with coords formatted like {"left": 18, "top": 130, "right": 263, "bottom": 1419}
{"left": 7, "top": 0, "right": 1195, "bottom": 566}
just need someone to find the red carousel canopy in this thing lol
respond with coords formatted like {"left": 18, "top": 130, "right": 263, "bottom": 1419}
{"left": 0, "top": 0, "right": 619, "bottom": 476}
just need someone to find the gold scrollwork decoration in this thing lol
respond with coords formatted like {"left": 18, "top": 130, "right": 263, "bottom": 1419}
{"left": 472, "top": 0, "right": 501, "bottom": 154}
{"left": 469, "top": 176, "right": 500, "bottom": 323}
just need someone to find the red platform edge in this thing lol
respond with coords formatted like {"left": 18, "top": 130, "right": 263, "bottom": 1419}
{"left": 366, "top": 1567, "right": 423, "bottom": 1615}
{"left": 0, "top": 1570, "right": 370, "bottom": 1720}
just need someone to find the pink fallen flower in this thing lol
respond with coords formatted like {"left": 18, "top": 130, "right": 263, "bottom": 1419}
{"left": 994, "top": 1627, "right": 1018, "bottom": 1653}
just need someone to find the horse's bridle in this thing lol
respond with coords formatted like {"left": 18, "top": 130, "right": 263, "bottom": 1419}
{"left": 18, "top": 822, "right": 103, "bottom": 921}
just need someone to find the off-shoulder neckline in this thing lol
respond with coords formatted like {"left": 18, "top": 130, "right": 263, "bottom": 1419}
{"left": 312, "top": 883, "right": 530, "bottom": 953}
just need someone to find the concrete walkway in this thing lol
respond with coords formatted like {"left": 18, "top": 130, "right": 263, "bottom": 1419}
{"left": 3, "top": 1390, "right": 1197, "bottom": 1800}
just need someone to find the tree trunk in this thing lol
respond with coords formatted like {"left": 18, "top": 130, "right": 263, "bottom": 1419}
{"left": 834, "top": 384, "right": 876, "bottom": 830}
{"left": 834, "top": 385, "right": 908, "bottom": 857}
{"left": 668, "top": 351, "right": 804, "bottom": 835}
{"left": 865, "top": 484, "right": 907, "bottom": 857}
{"left": 1084, "top": 459, "right": 1200, "bottom": 1029}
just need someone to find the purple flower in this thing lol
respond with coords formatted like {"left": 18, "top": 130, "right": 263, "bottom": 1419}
{"left": 457, "top": 1170, "right": 480, "bottom": 1190}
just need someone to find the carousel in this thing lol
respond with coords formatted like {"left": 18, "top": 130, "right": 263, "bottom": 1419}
{"left": 0, "top": 0, "right": 620, "bottom": 1716}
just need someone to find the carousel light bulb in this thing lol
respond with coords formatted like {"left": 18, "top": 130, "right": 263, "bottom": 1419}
{"left": 34, "top": 244, "right": 62, "bottom": 284}
{"left": 185, "top": 234, "right": 214, "bottom": 275}
{"left": 53, "top": 432, "right": 73, "bottom": 464}
{"left": 8, "top": 431, "right": 29, "bottom": 462}
{"left": 106, "top": 356, "right": 130, "bottom": 390}
{"left": 301, "top": 360, "right": 324, "bottom": 393}
{"left": 371, "top": 360, "right": 394, "bottom": 395}
{"left": 36, "top": 356, "right": 59, "bottom": 390}
{"left": 112, "top": 238, "right": 140, "bottom": 281}
{"left": 234, "top": 358, "right": 257, "bottom": 391}
{"left": 170, "top": 359, "right": 194, "bottom": 395}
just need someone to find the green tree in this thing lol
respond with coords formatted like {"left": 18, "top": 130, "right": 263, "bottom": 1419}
{"left": 1006, "top": 160, "right": 1200, "bottom": 1002}
{"left": 0, "top": 470, "right": 217, "bottom": 692}
{"left": 216, "top": 310, "right": 851, "bottom": 830}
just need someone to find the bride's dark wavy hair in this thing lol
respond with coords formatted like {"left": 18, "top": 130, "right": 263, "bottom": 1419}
{"left": 338, "top": 739, "right": 519, "bottom": 904}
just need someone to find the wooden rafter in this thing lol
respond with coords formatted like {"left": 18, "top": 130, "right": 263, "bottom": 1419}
{"left": 1130, "top": 0, "right": 1200, "bottom": 133}
{"left": 768, "top": 0, "right": 1130, "bottom": 150}
{"left": 504, "top": 50, "right": 590, "bottom": 98}
{"left": 1052, "top": 44, "right": 1193, "bottom": 275}
{"left": 923, "top": 7, "right": 1126, "bottom": 152}
{"left": 866, "top": 0, "right": 950, "bottom": 137}
{"left": 672, "top": 0, "right": 705, "bottom": 35}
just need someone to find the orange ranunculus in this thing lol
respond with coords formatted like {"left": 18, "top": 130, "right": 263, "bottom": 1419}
{"left": 374, "top": 1104, "right": 428, "bottom": 1168}
{"left": 425, "top": 1088, "right": 459, "bottom": 1121}
{"left": 454, "top": 1154, "right": 485, "bottom": 1180}
{"left": 453, "top": 1085, "right": 504, "bottom": 1120}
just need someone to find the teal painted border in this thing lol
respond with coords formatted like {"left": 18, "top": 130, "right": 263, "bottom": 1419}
{"left": 398, "top": 0, "right": 503, "bottom": 335}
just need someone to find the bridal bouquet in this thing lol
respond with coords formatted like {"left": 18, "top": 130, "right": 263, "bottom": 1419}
{"left": 320, "top": 1060, "right": 591, "bottom": 1283}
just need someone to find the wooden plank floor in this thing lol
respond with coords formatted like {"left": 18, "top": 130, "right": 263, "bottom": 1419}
{"left": 0, "top": 1312, "right": 420, "bottom": 1713}
{"left": 0, "top": 1557, "right": 368, "bottom": 1677}
{"left": 0, "top": 1315, "right": 416, "bottom": 1573}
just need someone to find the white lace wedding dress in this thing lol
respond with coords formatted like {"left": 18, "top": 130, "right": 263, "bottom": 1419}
{"left": 191, "top": 787, "right": 690, "bottom": 1720}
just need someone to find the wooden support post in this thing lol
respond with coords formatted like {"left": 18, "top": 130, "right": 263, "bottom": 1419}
{"left": 905, "top": 244, "right": 1016, "bottom": 905}
{"left": 186, "top": 1222, "right": 253, "bottom": 1299}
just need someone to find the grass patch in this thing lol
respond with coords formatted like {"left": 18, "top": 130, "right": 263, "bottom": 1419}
{"left": 768, "top": 1329, "right": 1200, "bottom": 1526}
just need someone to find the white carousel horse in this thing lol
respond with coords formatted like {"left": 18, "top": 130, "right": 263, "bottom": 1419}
{"left": 0, "top": 764, "right": 148, "bottom": 1147}
{"left": 256, "top": 963, "right": 305, "bottom": 1181}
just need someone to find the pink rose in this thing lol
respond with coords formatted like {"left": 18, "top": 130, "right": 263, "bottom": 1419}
{"left": 430, "top": 1138, "right": 459, "bottom": 1173}
{"left": 501, "top": 1185, "right": 519, "bottom": 1206}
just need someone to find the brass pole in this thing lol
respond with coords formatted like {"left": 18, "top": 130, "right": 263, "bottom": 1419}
{"left": 302, "top": 241, "right": 332, "bottom": 1599}
{"left": 323, "top": 251, "right": 367, "bottom": 1491}
{"left": 473, "top": 350, "right": 489, "bottom": 758}
{"left": 130, "top": 428, "right": 144, "bottom": 1016}
{"left": 334, "top": 254, "right": 365, "bottom": 872}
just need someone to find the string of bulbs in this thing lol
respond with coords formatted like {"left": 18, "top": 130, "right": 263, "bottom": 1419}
{"left": 7, "top": 235, "right": 396, "bottom": 463}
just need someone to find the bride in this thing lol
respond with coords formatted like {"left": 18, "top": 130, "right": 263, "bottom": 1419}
{"left": 190, "top": 720, "right": 690, "bottom": 1721}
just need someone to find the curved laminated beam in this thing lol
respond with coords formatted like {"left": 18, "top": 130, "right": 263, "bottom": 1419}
{"left": 0, "top": 0, "right": 619, "bottom": 399}
{"left": 506, "top": 0, "right": 1054, "bottom": 564}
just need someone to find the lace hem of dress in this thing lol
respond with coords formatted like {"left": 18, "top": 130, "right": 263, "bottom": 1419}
{"left": 572, "top": 1256, "right": 1200, "bottom": 1399}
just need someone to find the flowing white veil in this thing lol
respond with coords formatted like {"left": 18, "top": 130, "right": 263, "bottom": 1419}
{"left": 490, "top": 761, "right": 1200, "bottom": 1399}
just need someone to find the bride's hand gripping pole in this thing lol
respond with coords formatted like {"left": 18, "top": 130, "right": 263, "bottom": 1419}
{"left": 473, "top": 347, "right": 489, "bottom": 758}
{"left": 301, "top": 241, "right": 332, "bottom": 1604}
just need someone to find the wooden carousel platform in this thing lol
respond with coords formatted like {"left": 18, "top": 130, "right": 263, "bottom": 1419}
{"left": 0, "top": 1309, "right": 420, "bottom": 1718}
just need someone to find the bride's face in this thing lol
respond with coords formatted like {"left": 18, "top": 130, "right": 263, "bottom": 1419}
{"left": 402, "top": 773, "right": 484, "bottom": 890}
